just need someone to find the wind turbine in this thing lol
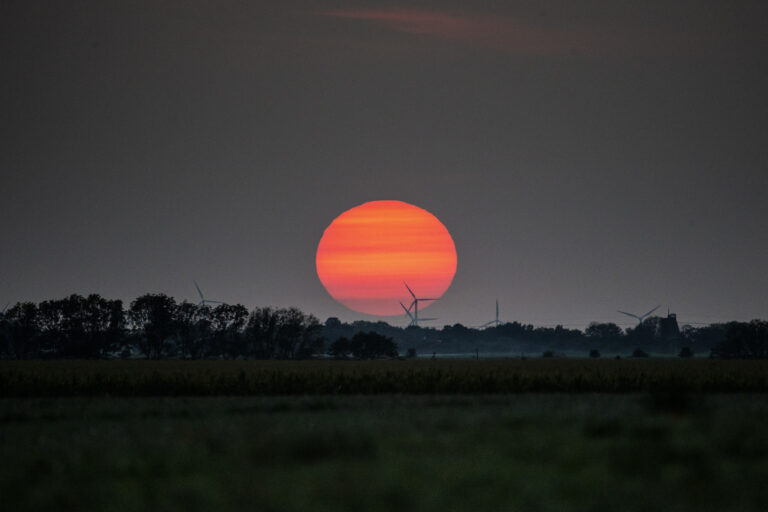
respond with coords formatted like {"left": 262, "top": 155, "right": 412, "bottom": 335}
{"left": 401, "top": 300, "right": 438, "bottom": 327}
{"left": 617, "top": 305, "right": 660, "bottom": 325}
{"left": 400, "top": 301, "right": 416, "bottom": 325}
{"left": 193, "top": 281, "right": 224, "bottom": 307}
{"left": 402, "top": 281, "right": 438, "bottom": 327}
{"left": 481, "top": 299, "right": 501, "bottom": 328}
{"left": 1, "top": 303, "right": 9, "bottom": 315}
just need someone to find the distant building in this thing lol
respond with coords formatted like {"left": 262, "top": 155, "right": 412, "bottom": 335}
{"left": 325, "top": 317, "right": 342, "bottom": 329}
{"left": 655, "top": 313, "right": 681, "bottom": 343}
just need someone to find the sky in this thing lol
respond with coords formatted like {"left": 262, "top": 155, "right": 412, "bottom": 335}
{"left": 1, "top": 0, "right": 767, "bottom": 329}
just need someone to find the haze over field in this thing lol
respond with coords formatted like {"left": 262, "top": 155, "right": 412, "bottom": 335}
{"left": 1, "top": 1, "right": 766, "bottom": 328}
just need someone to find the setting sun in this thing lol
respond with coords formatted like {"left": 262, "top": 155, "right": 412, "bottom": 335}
{"left": 316, "top": 200, "right": 457, "bottom": 316}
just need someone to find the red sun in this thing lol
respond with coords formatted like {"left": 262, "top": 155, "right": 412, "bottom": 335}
{"left": 316, "top": 200, "right": 457, "bottom": 316}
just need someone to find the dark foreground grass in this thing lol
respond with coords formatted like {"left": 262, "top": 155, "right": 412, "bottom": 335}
{"left": 2, "top": 394, "right": 768, "bottom": 511}
{"left": 3, "top": 359, "right": 768, "bottom": 396}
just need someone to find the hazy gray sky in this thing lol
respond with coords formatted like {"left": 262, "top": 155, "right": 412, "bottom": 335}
{"left": 2, "top": 1, "right": 767, "bottom": 328}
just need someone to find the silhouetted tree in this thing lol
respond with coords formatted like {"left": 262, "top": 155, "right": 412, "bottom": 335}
{"left": 625, "top": 322, "right": 655, "bottom": 348}
{"left": 711, "top": 321, "right": 768, "bottom": 359}
{"left": 678, "top": 346, "right": 694, "bottom": 358}
{"left": 243, "top": 307, "right": 323, "bottom": 359}
{"left": 275, "top": 307, "right": 321, "bottom": 359}
{"left": 681, "top": 324, "right": 726, "bottom": 351}
{"left": 211, "top": 304, "right": 249, "bottom": 357}
{"left": 1, "top": 302, "right": 40, "bottom": 359}
{"left": 37, "top": 294, "right": 124, "bottom": 358}
{"left": 129, "top": 294, "right": 177, "bottom": 359}
{"left": 174, "top": 302, "right": 212, "bottom": 359}
{"left": 0, "top": 306, "right": 15, "bottom": 358}
{"left": 589, "top": 349, "right": 601, "bottom": 358}
{"left": 244, "top": 307, "right": 278, "bottom": 358}
{"left": 350, "top": 331, "right": 398, "bottom": 359}
{"left": 585, "top": 322, "right": 623, "bottom": 341}
{"left": 327, "top": 336, "right": 352, "bottom": 359}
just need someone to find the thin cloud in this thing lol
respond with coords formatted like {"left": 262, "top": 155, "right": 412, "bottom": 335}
{"left": 321, "top": 8, "right": 699, "bottom": 58}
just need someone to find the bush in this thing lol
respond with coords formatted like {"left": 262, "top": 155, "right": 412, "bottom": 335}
{"left": 678, "top": 347, "right": 694, "bottom": 359}
{"left": 632, "top": 348, "right": 650, "bottom": 358}
{"left": 542, "top": 351, "right": 554, "bottom": 358}
{"left": 349, "top": 332, "right": 398, "bottom": 359}
{"left": 328, "top": 337, "right": 352, "bottom": 359}
{"left": 589, "top": 349, "right": 600, "bottom": 359}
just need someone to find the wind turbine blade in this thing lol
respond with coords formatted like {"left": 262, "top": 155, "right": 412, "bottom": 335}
{"left": 617, "top": 310, "right": 641, "bottom": 320}
{"left": 480, "top": 321, "right": 494, "bottom": 327}
{"left": 1, "top": 302, "right": 9, "bottom": 314}
{"left": 642, "top": 305, "right": 660, "bottom": 318}
{"left": 403, "top": 281, "right": 416, "bottom": 299}
{"left": 400, "top": 302, "right": 414, "bottom": 319}
{"left": 194, "top": 280, "right": 204, "bottom": 300}
{"left": 417, "top": 298, "right": 440, "bottom": 301}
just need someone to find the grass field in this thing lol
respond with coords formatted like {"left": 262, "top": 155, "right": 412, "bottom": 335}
{"left": 3, "top": 359, "right": 768, "bottom": 396}
{"left": 2, "top": 361, "right": 768, "bottom": 511}
{"left": 3, "top": 394, "right": 768, "bottom": 511}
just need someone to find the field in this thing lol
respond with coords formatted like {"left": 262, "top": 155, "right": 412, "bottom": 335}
{"left": 3, "top": 359, "right": 768, "bottom": 395}
{"left": 2, "top": 360, "right": 768, "bottom": 511}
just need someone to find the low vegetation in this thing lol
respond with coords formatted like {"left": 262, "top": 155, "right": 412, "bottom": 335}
{"left": 3, "top": 394, "right": 768, "bottom": 511}
{"left": 3, "top": 359, "right": 768, "bottom": 397}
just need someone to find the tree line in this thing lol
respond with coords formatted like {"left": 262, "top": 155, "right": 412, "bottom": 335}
{"left": 324, "top": 317, "right": 768, "bottom": 358}
{"left": 0, "top": 294, "right": 324, "bottom": 360}
{"left": 1, "top": 294, "right": 766, "bottom": 359}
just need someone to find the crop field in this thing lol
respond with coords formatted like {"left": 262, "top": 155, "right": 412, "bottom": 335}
{"left": 3, "top": 393, "right": 768, "bottom": 511}
{"left": 2, "top": 359, "right": 768, "bottom": 396}
{"left": 2, "top": 360, "right": 768, "bottom": 511}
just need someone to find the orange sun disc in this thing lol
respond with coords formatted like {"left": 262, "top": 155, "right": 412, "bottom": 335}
{"left": 316, "top": 200, "right": 457, "bottom": 316}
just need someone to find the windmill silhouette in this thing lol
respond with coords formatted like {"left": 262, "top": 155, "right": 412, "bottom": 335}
{"left": 481, "top": 299, "right": 501, "bottom": 328}
{"left": 617, "top": 305, "right": 660, "bottom": 325}
{"left": 193, "top": 281, "right": 224, "bottom": 307}
{"left": 401, "top": 281, "right": 438, "bottom": 327}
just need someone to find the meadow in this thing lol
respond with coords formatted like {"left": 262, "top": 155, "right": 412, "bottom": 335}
{"left": 3, "top": 393, "right": 768, "bottom": 511}
{"left": 3, "top": 360, "right": 768, "bottom": 511}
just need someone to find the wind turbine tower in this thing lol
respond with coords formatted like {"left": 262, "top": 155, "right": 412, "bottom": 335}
{"left": 402, "top": 281, "right": 438, "bottom": 327}
{"left": 617, "top": 305, "right": 660, "bottom": 325}
{"left": 481, "top": 299, "right": 501, "bottom": 328}
{"left": 194, "top": 281, "right": 224, "bottom": 307}
{"left": 400, "top": 301, "right": 415, "bottom": 325}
